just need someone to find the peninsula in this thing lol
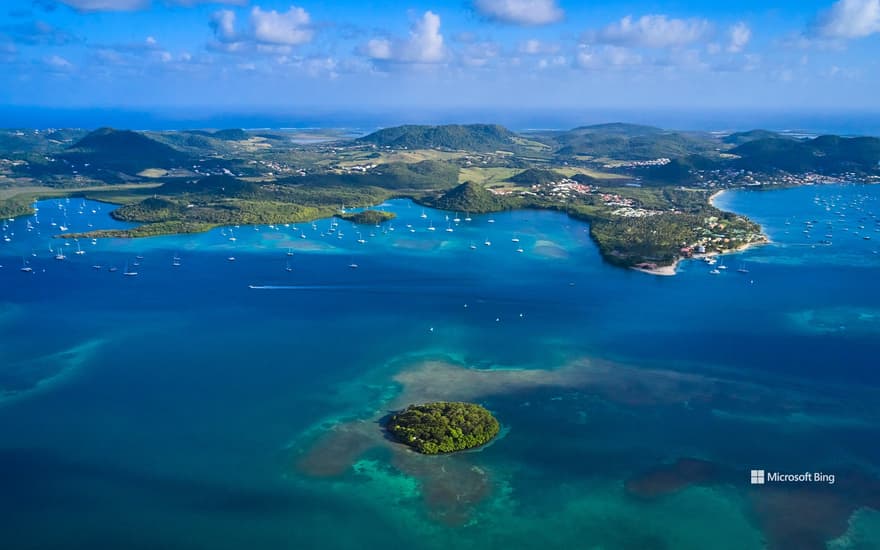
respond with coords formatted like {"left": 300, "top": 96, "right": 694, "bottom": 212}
{"left": 2, "top": 123, "right": 877, "bottom": 273}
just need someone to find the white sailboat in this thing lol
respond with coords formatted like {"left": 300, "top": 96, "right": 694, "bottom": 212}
{"left": 123, "top": 262, "right": 138, "bottom": 276}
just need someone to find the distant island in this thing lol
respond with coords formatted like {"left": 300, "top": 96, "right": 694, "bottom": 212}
{"left": 2, "top": 123, "right": 877, "bottom": 273}
{"left": 386, "top": 402, "right": 500, "bottom": 454}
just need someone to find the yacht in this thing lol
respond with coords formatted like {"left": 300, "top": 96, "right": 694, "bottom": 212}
{"left": 484, "top": 238, "right": 491, "bottom": 246}
{"left": 123, "top": 263, "right": 138, "bottom": 277}
{"left": 287, "top": 248, "right": 294, "bottom": 256}
{"left": 427, "top": 222, "right": 436, "bottom": 232}
{"left": 469, "top": 242, "right": 477, "bottom": 250}
{"left": 420, "top": 210, "right": 428, "bottom": 219}
{"left": 74, "top": 241, "right": 85, "bottom": 255}
{"left": 20, "top": 258, "right": 32, "bottom": 272}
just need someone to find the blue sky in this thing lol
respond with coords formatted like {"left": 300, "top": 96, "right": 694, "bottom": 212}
{"left": 0, "top": 0, "right": 879, "bottom": 113}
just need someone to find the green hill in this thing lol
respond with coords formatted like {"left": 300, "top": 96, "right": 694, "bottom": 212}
{"left": 732, "top": 136, "right": 880, "bottom": 172}
{"left": 547, "top": 124, "right": 716, "bottom": 160}
{"left": 212, "top": 129, "right": 250, "bottom": 141}
{"left": 425, "top": 181, "right": 514, "bottom": 213}
{"left": 358, "top": 124, "right": 518, "bottom": 152}
{"left": 722, "top": 129, "right": 784, "bottom": 146}
{"left": 570, "top": 123, "right": 666, "bottom": 136}
{"left": 506, "top": 168, "right": 564, "bottom": 185}
{"left": 63, "top": 128, "right": 189, "bottom": 171}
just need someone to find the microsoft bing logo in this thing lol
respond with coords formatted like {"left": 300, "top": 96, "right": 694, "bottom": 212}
{"left": 750, "top": 469, "right": 766, "bottom": 485}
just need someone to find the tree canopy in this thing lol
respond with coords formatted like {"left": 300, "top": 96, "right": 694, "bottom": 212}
{"left": 387, "top": 402, "right": 500, "bottom": 455}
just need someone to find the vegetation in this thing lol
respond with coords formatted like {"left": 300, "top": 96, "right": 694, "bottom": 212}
{"left": 528, "top": 123, "right": 717, "bottom": 160}
{"left": 5, "top": 121, "right": 859, "bottom": 272}
{"left": 423, "top": 181, "right": 518, "bottom": 213}
{"left": 387, "top": 402, "right": 500, "bottom": 454}
{"left": 506, "top": 168, "right": 564, "bottom": 185}
{"left": 732, "top": 135, "right": 880, "bottom": 172}
{"left": 358, "top": 124, "right": 517, "bottom": 152}
{"left": 338, "top": 209, "right": 395, "bottom": 224}
{"left": 62, "top": 127, "right": 189, "bottom": 172}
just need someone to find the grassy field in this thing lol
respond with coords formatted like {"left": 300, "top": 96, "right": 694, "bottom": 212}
{"left": 458, "top": 166, "right": 520, "bottom": 186}
{"left": 555, "top": 167, "right": 628, "bottom": 180}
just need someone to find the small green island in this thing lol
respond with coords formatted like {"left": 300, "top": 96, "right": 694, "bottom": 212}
{"left": 386, "top": 402, "right": 500, "bottom": 455}
{"left": 337, "top": 209, "right": 396, "bottom": 225}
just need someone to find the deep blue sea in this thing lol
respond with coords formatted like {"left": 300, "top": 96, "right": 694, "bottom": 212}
{"left": 1, "top": 184, "right": 879, "bottom": 549}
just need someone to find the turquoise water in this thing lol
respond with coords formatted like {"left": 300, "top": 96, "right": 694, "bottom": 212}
{"left": 1, "top": 184, "right": 879, "bottom": 549}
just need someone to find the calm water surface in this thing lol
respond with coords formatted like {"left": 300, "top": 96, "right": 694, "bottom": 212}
{"left": 1, "top": 183, "right": 879, "bottom": 549}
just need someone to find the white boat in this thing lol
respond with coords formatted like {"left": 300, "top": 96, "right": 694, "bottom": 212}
{"left": 511, "top": 235, "right": 520, "bottom": 243}
{"left": 357, "top": 232, "right": 366, "bottom": 244}
{"left": 20, "top": 258, "right": 32, "bottom": 272}
{"left": 427, "top": 222, "right": 436, "bottom": 232}
{"left": 469, "top": 242, "right": 477, "bottom": 250}
{"left": 709, "top": 269, "right": 721, "bottom": 275}
{"left": 348, "top": 262, "right": 359, "bottom": 269}
{"left": 484, "top": 238, "right": 491, "bottom": 246}
{"left": 74, "top": 241, "right": 85, "bottom": 255}
{"left": 123, "top": 262, "right": 138, "bottom": 276}
{"left": 420, "top": 210, "right": 428, "bottom": 219}
{"left": 287, "top": 248, "right": 294, "bottom": 256}
{"left": 227, "top": 256, "right": 236, "bottom": 262}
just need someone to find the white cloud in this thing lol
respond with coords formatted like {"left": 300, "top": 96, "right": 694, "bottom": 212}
{"left": 727, "top": 22, "right": 751, "bottom": 52}
{"left": 537, "top": 55, "right": 567, "bottom": 69}
{"left": 576, "top": 45, "right": 642, "bottom": 70}
{"left": 589, "top": 15, "right": 712, "bottom": 48}
{"left": 210, "top": 9, "right": 238, "bottom": 43}
{"left": 814, "top": 0, "right": 880, "bottom": 39}
{"left": 460, "top": 41, "right": 500, "bottom": 67}
{"left": 209, "top": 5, "right": 314, "bottom": 53}
{"left": 519, "top": 39, "right": 559, "bottom": 55}
{"left": 473, "top": 0, "right": 563, "bottom": 26}
{"left": 57, "top": 0, "right": 245, "bottom": 11}
{"left": 250, "top": 6, "right": 313, "bottom": 46}
{"left": 58, "top": 0, "right": 148, "bottom": 11}
{"left": 365, "top": 11, "right": 446, "bottom": 64}
{"left": 44, "top": 54, "right": 73, "bottom": 69}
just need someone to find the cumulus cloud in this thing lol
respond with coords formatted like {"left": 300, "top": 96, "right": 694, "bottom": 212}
{"left": 576, "top": 44, "right": 642, "bottom": 70}
{"left": 209, "top": 5, "right": 314, "bottom": 53}
{"left": 460, "top": 41, "right": 500, "bottom": 67}
{"left": 518, "top": 39, "right": 559, "bottom": 55}
{"left": 814, "top": 0, "right": 880, "bottom": 39}
{"left": 727, "top": 22, "right": 751, "bottom": 52}
{"left": 57, "top": 0, "right": 148, "bottom": 11}
{"left": 44, "top": 54, "right": 73, "bottom": 70}
{"left": 588, "top": 15, "right": 712, "bottom": 48}
{"left": 473, "top": 0, "right": 563, "bottom": 26}
{"left": 365, "top": 11, "right": 446, "bottom": 64}
{"left": 250, "top": 6, "right": 313, "bottom": 45}
{"left": 210, "top": 9, "right": 238, "bottom": 42}
{"left": 58, "top": 0, "right": 246, "bottom": 12}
